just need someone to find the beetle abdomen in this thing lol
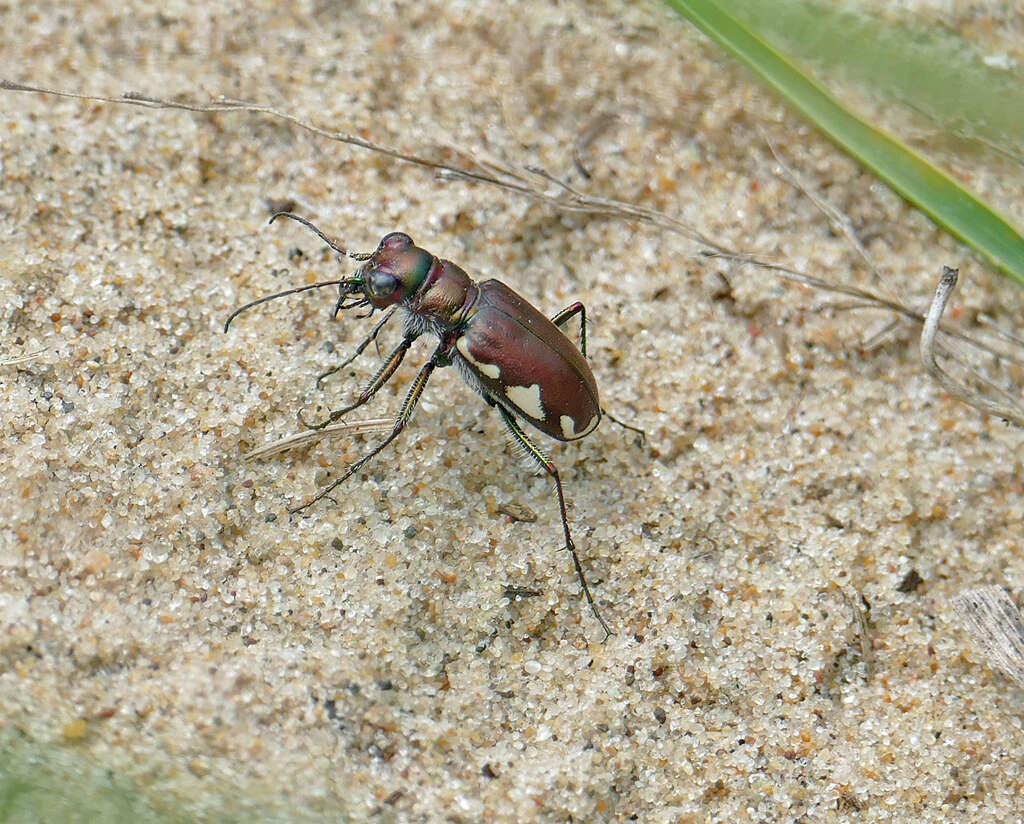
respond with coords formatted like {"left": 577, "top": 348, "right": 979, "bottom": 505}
{"left": 455, "top": 280, "right": 600, "bottom": 442}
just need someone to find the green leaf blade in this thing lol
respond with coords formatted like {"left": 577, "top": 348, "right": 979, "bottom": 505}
{"left": 666, "top": 0, "right": 1024, "bottom": 285}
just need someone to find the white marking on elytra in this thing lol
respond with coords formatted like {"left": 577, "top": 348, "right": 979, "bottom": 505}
{"left": 560, "top": 415, "right": 577, "bottom": 438}
{"left": 563, "top": 413, "right": 598, "bottom": 439}
{"left": 505, "top": 383, "right": 544, "bottom": 420}
{"left": 456, "top": 337, "right": 500, "bottom": 379}
{"left": 581, "top": 414, "right": 598, "bottom": 436}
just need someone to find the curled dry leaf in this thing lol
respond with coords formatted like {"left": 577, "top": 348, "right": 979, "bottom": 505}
{"left": 953, "top": 585, "right": 1024, "bottom": 689}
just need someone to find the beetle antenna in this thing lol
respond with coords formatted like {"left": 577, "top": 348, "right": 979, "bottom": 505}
{"left": 269, "top": 212, "right": 370, "bottom": 261}
{"left": 224, "top": 279, "right": 348, "bottom": 332}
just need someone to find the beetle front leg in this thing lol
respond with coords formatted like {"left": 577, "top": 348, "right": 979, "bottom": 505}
{"left": 496, "top": 405, "right": 613, "bottom": 640}
{"left": 290, "top": 349, "right": 441, "bottom": 514}
{"left": 315, "top": 306, "right": 397, "bottom": 386}
{"left": 300, "top": 332, "right": 417, "bottom": 430}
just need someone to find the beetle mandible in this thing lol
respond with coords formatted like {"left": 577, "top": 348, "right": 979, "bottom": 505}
{"left": 226, "top": 213, "right": 620, "bottom": 637}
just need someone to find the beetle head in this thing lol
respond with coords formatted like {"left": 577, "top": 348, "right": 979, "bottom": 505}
{"left": 349, "top": 232, "right": 433, "bottom": 311}
{"left": 223, "top": 217, "right": 433, "bottom": 332}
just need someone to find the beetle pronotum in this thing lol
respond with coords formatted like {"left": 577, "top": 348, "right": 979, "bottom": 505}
{"left": 227, "top": 214, "right": 623, "bottom": 637}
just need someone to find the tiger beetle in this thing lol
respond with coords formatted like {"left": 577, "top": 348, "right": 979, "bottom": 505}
{"left": 225, "top": 213, "right": 636, "bottom": 638}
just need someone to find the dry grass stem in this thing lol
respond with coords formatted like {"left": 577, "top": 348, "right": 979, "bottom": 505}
{"left": 6, "top": 79, "right": 1024, "bottom": 427}
{"left": 243, "top": 418, "right": 394, "bottom": 461}
{"left": 0, "top": 348, "right": 46, "bottom": 367}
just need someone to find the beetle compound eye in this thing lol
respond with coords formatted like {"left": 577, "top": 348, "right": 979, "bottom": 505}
{"left": 380, "top": 232, "right": 413, "bottom": 249}
{"left": 367, "top": 270, "right": 400, "bottom": 301}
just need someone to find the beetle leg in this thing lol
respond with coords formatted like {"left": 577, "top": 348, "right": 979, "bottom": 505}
{"left": 290, "top": 348, "right": 441, "bottom": 514}
{"left": 549, "top": 301, "right": 587, "bottom": 357}
{"left": 495, "top": 405, "right": 613, "bottom": 640}
{"left": 551, "top": 302, "right": 645, "bottom": 442}
{"left": 601, "top": 407, "right": 646, "bottom": 441}
{"left": 300, "top": 332, "right": 417, "bottom": 430}
{"left": 315, "top": 306, "right": 397, "bottom": 386}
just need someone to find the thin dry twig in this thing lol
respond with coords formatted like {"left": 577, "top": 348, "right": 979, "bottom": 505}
{"left": 766, "top": 140, "right": 1024, "bottom": 373}
{"left": 953, "top": 586, "right": 1024, "bottom": 689}
{"left": 706, "top": 248, "right": 1024, "bottom": 379}
{"left": 3, "top": 79, "right": 730, "bottom": 250}
{"left": 7, "top": 78, "right": 1024, "bottom": 418}
{"left": 244, "top": 418, "right": 392, "bottom": 461}
{"left": 920, "top": 266, "right": 1024, "bottom": 426}
{"left": 766, "top": 136, "right": 877, "bottom": 275}
{"left": 0, "top": 80, "right": 955, "bottom": 290}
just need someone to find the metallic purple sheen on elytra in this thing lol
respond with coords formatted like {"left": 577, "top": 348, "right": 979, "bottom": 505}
{"left": 457, "top": 280, "right": 600, "bottom": 441}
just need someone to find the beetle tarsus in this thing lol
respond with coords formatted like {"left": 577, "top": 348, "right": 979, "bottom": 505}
{"left": 602, "top": 407, "right": 646, "bottom": 443}
{"left": 565, "top": 534, "right": 615, "bottom": 642}
{"left": 296, "top": 407, "right": 330, "bottom": 431}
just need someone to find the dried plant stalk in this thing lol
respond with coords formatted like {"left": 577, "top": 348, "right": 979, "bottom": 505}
{"left": 244, "top": 419, "right": 393, "bottom": 461}
{"left": 6, "top": 79, "right": 1024, "bottom": 425}
{"left": 920, "top": 267, "right": 1024, "bottom": 427}
{"left": 0, "top": 348, "right": 46, "bottom": 367}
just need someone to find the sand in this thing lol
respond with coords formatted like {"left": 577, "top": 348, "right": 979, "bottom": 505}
{"left": 2, "top": 1, "right": 1023, "bottom": 821}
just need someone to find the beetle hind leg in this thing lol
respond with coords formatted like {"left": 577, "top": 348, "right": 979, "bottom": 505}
{"left": 495, "top": 405, "right": 613, "bottom": 640}
{"left": 550, "top": 301, "right": 588, "bottom": 356}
